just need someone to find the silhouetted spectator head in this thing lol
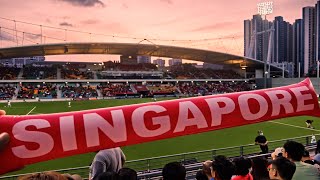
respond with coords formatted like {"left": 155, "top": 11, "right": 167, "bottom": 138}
{"left": 195, "top": 170, "right": 208, "bottom": 180}
{"left": 18, "top": 171, "right": 68, "bottom": 180}
{"left": 233, "top": 157, "right": 252, "bottom": 176}
{"left": 316, "top": 139, "right": 320, "bottom": 154}
{"left": 162, "top": 162, "right": 186, "bottom": 180}
{"left": 269, "top": 156, "right": 296, "bottom": 180}
{"left": 118, "top": 168, "right": 137, "bottom": 180}
{"left": 211, "top": 155, "right": 235, "bottom": 180}
{"left": 251, "top": 157, "right": 270, "bottom": 180}
{"left": 283, "top": 141, "right": 305, "bottom": 161}
{"left": 96, "top": 171, "right": 119, "bottom": 180}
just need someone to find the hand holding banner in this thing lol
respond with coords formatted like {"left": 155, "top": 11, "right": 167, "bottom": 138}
{"left": 0, "top": 78, "right": 319, "bottom": 174}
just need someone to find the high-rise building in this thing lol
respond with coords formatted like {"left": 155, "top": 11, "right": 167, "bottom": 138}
{"left": 244, "top": 14, "right": 273, "bottom": 62}
{"left": 293, "top": 19, "right": 304, "bottom": 76}
{"left": 244, "top": 20, "right": 252, "bottom": 57}
{"left": 168, "top": 58, "right": 182, "bottom": 66}
{"left": 273, "top": 16, "right": 293, "bottom": 63}
{"left": 303, "top": 7, "right": 316, "bottom": 75}
{"left": 252, "top": 15, "right": 264, "bottom": 61}
{"left": 262, "top": 19, "right": 273, "bottom": 62}
{"left": 285, "top": 22, "right": 293, "bottom": 63}
{"left": 316, "top": 1, "right": 320, "bottom": 61}
{"left": 153, "top": 59, "right": 165, "bottom": 67}
{"left": 137, "top": 56, "right": 151, "bottom": 64}
{"left": 273, "top": 16, "right": 284, "bottom": 63}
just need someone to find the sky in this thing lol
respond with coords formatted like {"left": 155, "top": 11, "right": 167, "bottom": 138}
{"left": 0, "top": 0, "right": 318, "bottom": 63}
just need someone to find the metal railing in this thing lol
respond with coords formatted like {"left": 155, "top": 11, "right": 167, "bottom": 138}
{"left": 1, "top": 133, "right": 319, "bottom": 180}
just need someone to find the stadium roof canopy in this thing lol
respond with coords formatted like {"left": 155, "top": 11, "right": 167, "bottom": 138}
{"left": 0, "top": 42, "right": 284, "bottom": 72}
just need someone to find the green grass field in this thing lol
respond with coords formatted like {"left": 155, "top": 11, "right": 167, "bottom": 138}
{"left": 1, "top": 98, "right": 320, "bottom": 176}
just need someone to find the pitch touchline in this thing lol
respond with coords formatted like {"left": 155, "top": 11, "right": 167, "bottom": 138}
{"left": 26, "top": 106, "right": 37, "bottom": 115}
{"left": 268, "top": 121, "right": 320, "bottom": 132}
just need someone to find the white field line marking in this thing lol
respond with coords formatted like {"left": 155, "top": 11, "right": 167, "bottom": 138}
{"left": 26, "top": 106, "right": 36, "bottom": 115}
{"left": 269, "top": 121, "right": 320, "bottom": 132}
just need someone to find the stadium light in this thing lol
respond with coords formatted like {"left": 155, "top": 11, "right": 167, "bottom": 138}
{"left": 257, "top": 1, "right": 273, "bottom": 16}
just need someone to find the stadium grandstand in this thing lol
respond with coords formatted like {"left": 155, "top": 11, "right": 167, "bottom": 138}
{"left": 0, "top": 62, "right": 255, "bottom": 101}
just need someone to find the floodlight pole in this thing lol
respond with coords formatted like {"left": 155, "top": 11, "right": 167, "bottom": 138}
{"left": 257, "top": 1, "right": 273, "bottom": 89}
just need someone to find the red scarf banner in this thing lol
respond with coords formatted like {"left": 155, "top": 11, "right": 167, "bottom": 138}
{"left": 0, "top": 78, "right": 319, "bottom": 174}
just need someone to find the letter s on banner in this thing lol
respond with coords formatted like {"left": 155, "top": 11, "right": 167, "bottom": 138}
{"left": 12, "top": 119, "right": 54, "bottom": 158}
{"left": 0, "top": 78, "right": 318, "bottom": 174}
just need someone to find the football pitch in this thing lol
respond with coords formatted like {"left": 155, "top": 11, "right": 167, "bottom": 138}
{"left": 1, "top": 97, "right": 320, "bottom": 176}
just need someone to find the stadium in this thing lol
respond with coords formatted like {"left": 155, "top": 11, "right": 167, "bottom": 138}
{"left": 0, "top": 42, "right": 319, "bottom": 180}
{"left": 2, "top": 1, "right": 320, "bottom": 179}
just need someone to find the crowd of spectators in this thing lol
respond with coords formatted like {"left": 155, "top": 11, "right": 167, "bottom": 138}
{"left": 177, "top": 81, "right": 252, "bottom": 96}
{"left": 166, "top": 64, "right": 244, "bottom": 79}
{"left": 0, "top": 63, "right": 248, "bottom": 80}
{"left": 62, "top": 68, "right": 94, "bottom": 79}
{"left": 17, "top": 84, "right": 57, "bottom": 99}
{"left": 97, "top": 73, "right": 162, "bottom": 79}
{"left": 0, "top": 85, "right": 16, "bottom": 100}
{"left": 97, "top": 84, "right": 134, "bottom": 97}
{"left": 147, "top": 83, "right": 178, "bottom": 95}
{"left": 61, "top": 85, "right": 98, "bottom": 98}
{"left": 103, "top": 62, "right": 158, "bottom": 71}
{"left": 8, "top": 139, "right": 319, "bottom": 180}
{"left": 0, "top": 81, "right": 253, "bottom": 100}
{"left": 22, "top": 66, "right": 57, "bottom": 79}
{"left": 0, "top": 67, "right": 20, "bottom": 80}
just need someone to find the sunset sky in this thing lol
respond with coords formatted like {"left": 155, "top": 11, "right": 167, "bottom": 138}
{"left": 0, "top": 0, "right": 318, "bottom": 63}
